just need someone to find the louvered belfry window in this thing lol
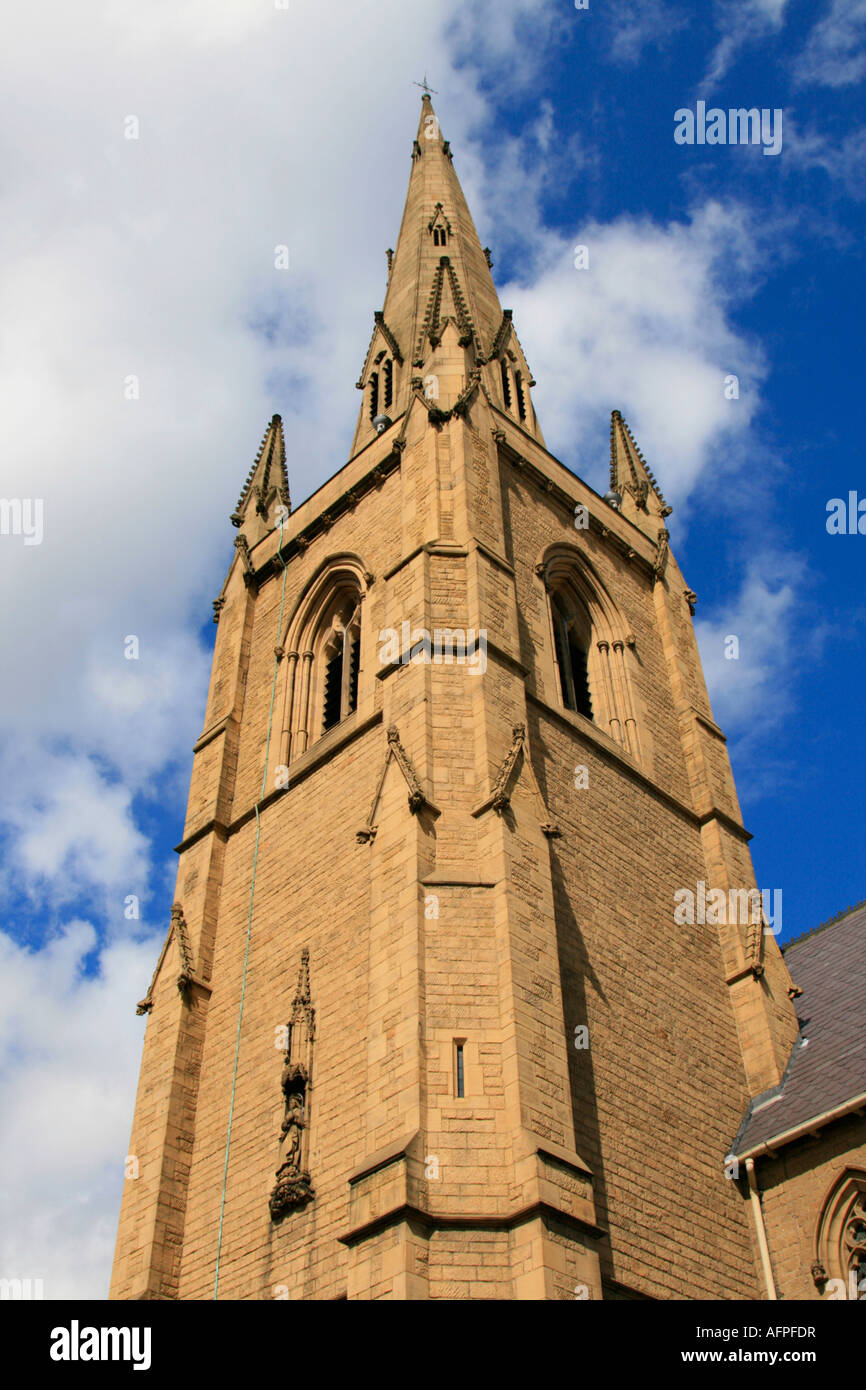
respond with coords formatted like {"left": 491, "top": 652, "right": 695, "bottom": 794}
{"left": 500, "top": 359, "right": 511, "bottom": 409}
{"left": 551, "top": 591, "right": 593, "bottom": 720}
{"left": 515, "top": 370, "right": 527, "bottom": 422}
{"left": 322, "top": 601, "right": 361, "bottom": 733}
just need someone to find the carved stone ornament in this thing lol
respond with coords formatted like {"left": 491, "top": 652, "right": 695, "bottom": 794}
{"left": 470, "top": 721, "right": 559, "bottom": 835}
{"left": 136, "top": 903, "right": 197, "bottom": 1015}
{"left": 356, "top": 724, "right": 440, "bottom": 841}
{"left": 387, "top": 725, "right": 426, "bottom": 812}
{"left": 234, "top": 533, "right": 255, "bottom": 579}
{"left": 489, "top": 723, "right": 526, "bottom": 813}
{"left": 269, "top": 1087, "right": 314, "bottom": 1220}
{"left": 269, "top": 950, "right": 316, "bottom": 1220}
{"left": 745, "top": 910, "right": 765, "bottom": 979}
{"left": 653, "top": 528, "right": 670, "bottom": 581}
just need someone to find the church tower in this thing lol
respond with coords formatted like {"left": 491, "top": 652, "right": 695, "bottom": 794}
{"left": 110, "top": 96, "right": 801, "bottom": 1301}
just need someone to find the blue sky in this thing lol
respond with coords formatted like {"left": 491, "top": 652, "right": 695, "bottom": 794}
{"left": 0, "top": 0, "right": 863, "bottom": 1296}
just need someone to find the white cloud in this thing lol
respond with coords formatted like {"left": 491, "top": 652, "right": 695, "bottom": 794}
{"left": 0, "top": 749, "right": 150, "bottom": 914}
{"left": 0, "top": 0, "right": 473, "bottom": 1302}
{"left": 794, "top": 0, "right": 866, "bottom": 87}
{"left": 703, "top": 0, "right": 790, "bottom": 85}
{"left": 498, "top": 200, "right": 770, "bottom": 510}
{"left": 608, "top": 0, "right": 687, "bottom": 65}
{"left": 444, "top": 0, "right": 557, "bottom": 85}
{"left": 694, "top": 555, "right": 810, "bottom": 796}
{"left": 782, "top": 117, "right": 866, "bottom": 200}
{"left": 0, "top": 924, "right": 156, "bottom": 1298}
{"left": 0, "top": 0, "right": 800, "bottom": 1302}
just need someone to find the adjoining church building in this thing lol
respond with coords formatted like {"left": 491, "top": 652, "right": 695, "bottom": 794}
{"left": 731, "top": 902, "right": 866, "bottom": 1301}
{"left": 110, "top": 97, "right": 865, "bottom": 1301}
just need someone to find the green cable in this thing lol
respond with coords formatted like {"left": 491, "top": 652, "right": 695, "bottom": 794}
{"left": 213, "top": 524, "right": 289, "bottom": 1299}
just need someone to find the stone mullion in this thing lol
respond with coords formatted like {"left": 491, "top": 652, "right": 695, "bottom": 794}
{"left": 595, "top": 640, "right": 622, "bottom": 744}
{"left": 280, "top": 650, "right": 299, "bottom": 766}
{"left": 613, "top": 640, "right": 641, "bottom": 762}
{"left": 610, "top": 638, "right": 637, "bottom": 758}
{"left": 293, "top": 650, "right": 314, "bottom": 756}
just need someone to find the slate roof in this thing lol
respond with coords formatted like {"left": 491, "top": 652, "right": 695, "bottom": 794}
{"left": 733, "top": 903, "right": 866, "bottom": 1156}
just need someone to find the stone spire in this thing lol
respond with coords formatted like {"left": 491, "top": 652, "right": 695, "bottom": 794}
{"left": 230, "top": 412, "right": 291, "bottom": 545}
{"left": 608, "top": 409, "right": 671, "bottom": 532}
{"left": 350, "top": 94, "right": 542, "bottom": 455}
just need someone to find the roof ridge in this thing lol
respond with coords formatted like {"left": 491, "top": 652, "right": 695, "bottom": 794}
{"left": 782, "top": 897, "right": 866, "bottom": 953}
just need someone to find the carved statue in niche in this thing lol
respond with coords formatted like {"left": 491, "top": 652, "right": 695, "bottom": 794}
{"left": 280, "top": 1091, "right": 305, "bottom": 1173}
{"left": 269, "top": 1077, "right": 313, "bottom": 1219}
{"left": 269, "top": 949, "right": 315, "bottom": 1220}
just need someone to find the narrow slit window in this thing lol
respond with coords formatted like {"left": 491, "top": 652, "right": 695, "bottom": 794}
{"left": 568, "top": 630, "right": 593, "bottom": 719}
{"left": 455, "top": 1041, "right": 465, "bottom": 1098}
{"left": 323, "top": 651, "right": 343, "bottom": 732}
{"left": 369, "top": 371, "right": 379, "bottom": 422}
{"left": 515, "top": 370, "right": 527, "bottom": 422}
{"left": 383, "top": 359, "right": 393, "bottom": 410}
{"left": 500, "top": 360, "right": 511, "bottom": 410}
{"left": 346, "top": 627, "right": 360, "bottom": 713}
{"left": 552, "top": 593, "right": 593, "bottom": 721}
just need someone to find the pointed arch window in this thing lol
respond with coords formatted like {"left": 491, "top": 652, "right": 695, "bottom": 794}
{"left": 815, "top": 1170, "right": 866, "bottom": 1295}
{"left": 433, "top": 226, "right": 447, "bottom": 247}
{"left": 382, "top": 358, "right": 394, "bottom": 410}
{"left": 551, "top": 590, "right": 593, "bottom": 720}
{"left": 542, "top": 551, "right": 642, "bottom": 760}
{"left": 278, "top": 566, "right": 367, "bottom": 768}
{"left": 369, "top": 371, "right": 379, "bottom": 422}
{"left": 848, "top": 1206, "right": 866, "bottom": 1292}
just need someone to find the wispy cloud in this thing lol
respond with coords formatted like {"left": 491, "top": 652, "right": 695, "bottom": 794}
{"left": 495, "top": 200, "right": 775, "bottom": 508}
{"left": 703, "top": 0, "right": 790, "bottom": 85}
{"left": 694, "top": 554, "right": 814, "bottom": 796}
{"left": 793, "top": 0, "right": 866, "bottom": 88}
{"left": 0, "top": 750, "right": 150, "bottom": 918}
{"left": 783, "top": 117, "right": 866, "bottom": 201}
{"left": 608, "top": 0, "right": 688, "bottom": 65}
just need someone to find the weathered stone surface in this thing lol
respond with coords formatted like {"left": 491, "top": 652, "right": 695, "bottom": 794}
{"left": 109, "top": 95, "right": 827, "bottom": 1304}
